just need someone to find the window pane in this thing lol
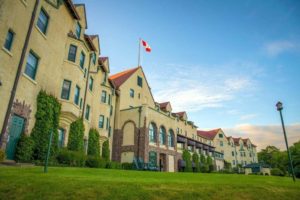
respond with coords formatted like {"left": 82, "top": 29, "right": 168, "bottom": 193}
{"left": 137, "top": 76, "right": 143, "bottom": 87}
{"left": 58, "top": 128, "right": 65, "bottom": 148}
{"left": 4, "top": 30, "right": 14, "bottom": 51}
{"left": 79, "top": 51, "right": 85, "bottom": 69}
{"left": 68, "top": 45, "right": 77, "bottom": 62}
{"left": 99, "top": 115, "right": 104, "bottom": 128}
{"left": 101, "top": 91, "right": 107, "bottom": 103}
{"left": 25, "top": 52, "right": 38, "bottom": 79}
{"left": 61, "top": 80, "right": 71, "bottom": 100}
{"left": 37, "top": 9, "right": 48, "bottom": 34}
{"left": 76, "top": 22, "right": 81, "bottom": 38}
{"left": 130, "top": 89, "right": 134, "bottom": 98}
{"left": 85, "top": 105, "right": 90, "bottom": 120}
{"left": 74, "top": 85, "right": 80, "bottom": 105}
{"left": 89, "top": 77, "right": 93, "bottom": 91}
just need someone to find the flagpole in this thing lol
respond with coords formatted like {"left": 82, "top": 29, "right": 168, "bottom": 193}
{"left": 138, "top": 38, "right": 141, "bottom": 67}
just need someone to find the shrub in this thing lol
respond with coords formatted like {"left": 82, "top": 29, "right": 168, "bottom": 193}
{"left": 271, "top": 168, "right": 285, "bottom": 176}
{"left": 56, "top": 149, "right": 86, "bottom": 167}
{"left": 122, "top": 162, "right": 134, "bottom": 170}
{"left": 31, "top": 91, "right": 61, "bottom": 162}
{"left": 192, "top": 152, "right": 200, "bottom": 172}
{"left": 0, "top": 149, "right": 5, "bottom": 162}
{"left": 87, "top": 129, "right": 100, "bottom": 157}
{"left": 182, "top": 150, "right": 192, "bottom": 172}
{"left": 68, "top": 119, "right": 84, "bottom": 152}
{"left": 207, "top": 156, "right": 214, "bottom": 172}
{"left": 106, "top": 161, "right": 122, "bottom": 169}
{"left": 102, "top": 140, "right": 110, "bottom": 161}
{"left": 15, "top": 134, "right": 34, "bottom": 162}
{"left": 86, "top": 156, "right": 106, "bottom": 168}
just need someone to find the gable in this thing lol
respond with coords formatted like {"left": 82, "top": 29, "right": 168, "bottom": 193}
{"left": 75, "top": 4, "right": 87, "bottom": 29}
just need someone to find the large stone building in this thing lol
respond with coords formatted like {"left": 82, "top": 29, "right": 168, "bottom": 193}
{"left": 0, "top": 0, "right": 257, "bottom": 172}
{"left": 0, "top": 0, "right": 115, "bottom": 159}
{"left": 197, "top": 129, "right": 258, "bottom": 169}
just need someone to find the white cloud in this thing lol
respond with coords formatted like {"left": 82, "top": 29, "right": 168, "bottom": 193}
{"left": 224, "top": 123, "right": 300, "bottom": 151}
{"left": 147, "top": 62, "right": 258, "bottom": 113}
{"left": 264, "top": 40, "right": 297, "bottom": 57}
{"left": 239, "top": 114, "right": 258, "bottom": 121}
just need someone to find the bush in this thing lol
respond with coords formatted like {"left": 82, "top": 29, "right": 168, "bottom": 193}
{"left": 106, "top": 161, "right": 122, "bottom": 169}
{"left": 15, "top": 134, "right": 34, "bottom": 162}
{"left": 271, "top": 168, "right": 285, "bottom": 176}
{"left": 207, "top": 156, "right": 214, "bottom": 172}
{"left": 122, "top": 162, "right": 134, "bottom": 170}
{"left": 102, "top": 140, "right": 110, "bottom": 161}
{"left": 68, "top": 119, "right": 85, "bottom": 152}
{"left": 56, "top": 149, "right": 86, "bottom": 167}
{"left": 87, "top": 129, "right": 100, "bottom": 157}
{"left": 192, "top": 152, "right": 200, "bottom": 172}
{"left": 31, "top": 91, "right": 61, "bottom": 162}
{"left": 0, "top": 149, "right": 5, "bottom": 162}
{"left": 86, "top": 156, "right": 106, "bottom": 168}
{"left": 182, "top": 150, "right": 192, "bottom": 172}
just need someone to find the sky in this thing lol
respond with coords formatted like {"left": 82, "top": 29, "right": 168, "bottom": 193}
{"left": 74, "top": 0, "right": 300, "bottom": 150}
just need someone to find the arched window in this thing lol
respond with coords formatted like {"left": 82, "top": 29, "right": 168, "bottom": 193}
{"left": 159, "top": 126, "right": 166, "bottom": 145}
{"left": 168, "top": 129, "right": 174, "bottom": 147}
{"left": 149, "top": 122, "right": 157, "bottom": 143}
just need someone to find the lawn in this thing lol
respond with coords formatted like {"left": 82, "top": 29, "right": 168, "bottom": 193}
{"left": 0, "top": 167, "right": 299, "bottom": 200}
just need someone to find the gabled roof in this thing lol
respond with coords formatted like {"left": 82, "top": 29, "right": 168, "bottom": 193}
{"left": 197, "top": 129, "right": 221, "bottom": 140}
{"left": 65, "top": 0, "right": 80, "bottom": 20}
{"left": 99, "top": 57, "right": 110, "bottom": 73}
{"left": 109, "top": 67, "right": 140, "bottom": 89}
{"left": 74, "top": 4, "right": 88, "bottom": 28}
{"left": 174, "top": 111, "right": 187, "bottom": 120}
{"left": 232, "top": 137, "right": 242, "bottom": 146}
{"left": 84, "top": 34, "right": 97, "bottom": 51}
{"left": 158, "top": 102, "right": 172, "bottom": 112}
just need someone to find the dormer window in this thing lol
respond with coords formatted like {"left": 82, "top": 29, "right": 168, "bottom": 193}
{"left": 75, "top": 22, "right": 81, "bottom": 38}
{"left": 137, "top": 76, "right": 143, "bottom": 87}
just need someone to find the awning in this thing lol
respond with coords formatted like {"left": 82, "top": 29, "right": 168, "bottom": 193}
{"left": 177, "top": 135, "right": 186, "bottom": 143}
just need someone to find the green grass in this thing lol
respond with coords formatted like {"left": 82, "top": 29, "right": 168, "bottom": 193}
{"left": 0, "top": 167, "right": 299, "bottom": 200}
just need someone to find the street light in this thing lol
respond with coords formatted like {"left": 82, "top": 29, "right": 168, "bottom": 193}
{"left": 276, "top": 101, "right": 296, "bottom": 182}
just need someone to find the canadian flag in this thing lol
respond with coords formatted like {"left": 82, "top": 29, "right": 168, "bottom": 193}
{"left": 141, "top": 40, "right": 151, "bottom": 52}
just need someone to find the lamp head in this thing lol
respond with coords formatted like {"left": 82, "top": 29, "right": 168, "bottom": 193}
{"left": 276, "top": 101, "right": 283, "bottom": 111}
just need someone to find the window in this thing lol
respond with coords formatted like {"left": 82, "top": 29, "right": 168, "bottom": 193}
{"left": 130, "top": 89, "right": 134, "bottom": 98}
{"left": 61, "top": 80, "right": 71, "bottom": 100}
{"left": 101, "top": 90, "right": 107, "bottom": 103}
{"left": 75, "top": 22, "right": 81, "bottom": 38}
{"left": 149, "top": 151, "right": 157, "bottom": 167}
{"left": 79, "top": 51, "right": 85, "bottom": 69}
{"left": 110, "top": 105, "right": 113, "bottom": 116}
{"left": 176, "top": 127, "right": 179, "bottom": 134}
{"left": 84, "top": 68, "right": 87, "bottom": 78}
{"left": 108, "top": 126, "right": 112, "bottom": 137}
{"left": 219, "top": 133, "right": 223, "bottom": 138}
{"left": 92, "top": 52, "right": 96, "bottom": 65}
{"left": 232, "top": 160, "right": 235, "bottom": 165}
{"left": 106, "top": 117, "right": 109, "bottom": 130}
{"left": 4, "top": 29, "right": 14, "bottom": 51}
{"left": 168, "top": 129, "right": 174, "bottom": 147}
{"left": 85, "top": 105, "right": 90, "bottom": 120}
{"left": 68, "top": 44, "right": 77, "bottom": 62}
{"left": 232, "top": 151, "right": 234, "bottom": 156}
{"left": 108, "top": 94, "right": 111, "bottom": 105}
{"left": 89, "top": 77, "right": 93, "bottom": 91}
{"left": 103, "top": 72, "right": 107, "bottom": 83}
{"left": 149, "top": 123, "right": 156, "bottom": 143}
{"left": 37, "top": 9, "right": 49, "bottom": 34}
{"left": 220, "top": 141, "right": 223, "bottom": 146}
{"left": 25, "top": 51, "right": 39, "bottom": 80}
{"left": 137, "top": 76, "right": 143, "bottom": 87}
{"left": 58, "top": 128, "right": 65, "bottom": 148}
{"left": 74, "top": 85, "right": 80, "bottom": 105}
{"left": 99, "top": 115, "right": 104, "bottom": 128}
{"left": 159, "top": 126, "right": 166, "bottom": 145}
{"left": 79, "top": 98, "right": 83, "bottom": 109}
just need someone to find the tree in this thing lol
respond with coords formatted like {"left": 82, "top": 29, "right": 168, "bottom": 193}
{"left": 192, "top": 152, "right": 200, "bottom": 172}
{"left": 290, "top": 140, "right": 300, "bottom": 178}
{"left": 87, "top": 129, "right": 100, "bottom": 157}
{"left": 199, "top": 153, "right": 208, "bottom": 172}
{"left": 207, "top": 155, "right": 214, "bottom": 172}
{"left": 15, "top": 134, "right": 34, "bottom": 162}
{"left": 68, "top": 118, "right": 85, "bottom": 152}
{"left": 182, "top": 150, "right": 192, "bottom": 172}
{"left": 102, "top": 140, "right": 110, "bottom": 161}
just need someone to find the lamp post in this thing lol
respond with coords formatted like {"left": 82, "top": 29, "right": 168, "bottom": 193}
{"left": 276, "top": 101, "right": 296, "bottom": 182}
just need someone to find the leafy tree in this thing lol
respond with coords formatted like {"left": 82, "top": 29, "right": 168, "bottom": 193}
{"left": 290, "top": 140, "right": 300, "bottom": 178}
{"left": 68, "top": 118, "right": 85, "bottom": 152}
{"left": 31, "top": 91, "right": 61, "bottom": 161}
{"left": 200, "top": 153, "right": 208, "bottom": 172}
{"left": 182, "top": 149, "right": 192, "bottom": 172}
{"left": 192, "top": 152, "right": 200, "bottom": 172}
{"left": 102, "top": 140, "right": 110, "bottom": 161}
{"left": 87, "top": 129, "right": 100, "bottom": 157}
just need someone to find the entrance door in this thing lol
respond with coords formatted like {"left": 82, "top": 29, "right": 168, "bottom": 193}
{"left": 159, "top": 153, "right": 166, "bottom": 171}
{"left": 6, "top": 115, "right": 25, "bottom": 160}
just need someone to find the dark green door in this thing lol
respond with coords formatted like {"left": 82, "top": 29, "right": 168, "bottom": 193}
{"left": 6, "top": 115, "right": 25, "bottom": 160}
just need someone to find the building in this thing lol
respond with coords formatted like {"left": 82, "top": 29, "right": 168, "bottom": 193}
{"left": 197, "top": 129, "right": 258, "bottom": 169}
{"left": 109, "top": 66, "right": 222, "bottom": 172}
{"left": 0, "top": 0, "right": 115, "bottom": 159}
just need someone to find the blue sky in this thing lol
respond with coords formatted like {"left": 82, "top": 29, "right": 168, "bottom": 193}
{"left": 75, "top": 0, "right": 300, "bottom": 149}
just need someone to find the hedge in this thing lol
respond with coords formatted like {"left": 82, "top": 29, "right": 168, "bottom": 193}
{"left": 68, "top": 118, "right": 84, "bottom": 152}
{"left": 0, "top": 149, "right": 5, "bottom": 162}
{"left": 31, "top": 90, "right": 61, "bottom": 161}
{"left": 56, "top": 149, "right": 86, "bottom": 167}
{"left": 102, "top": 140, "right": 110, "bottom": 161}
{"left": 87, "top": 129, "right": 100, "bottom": 157}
